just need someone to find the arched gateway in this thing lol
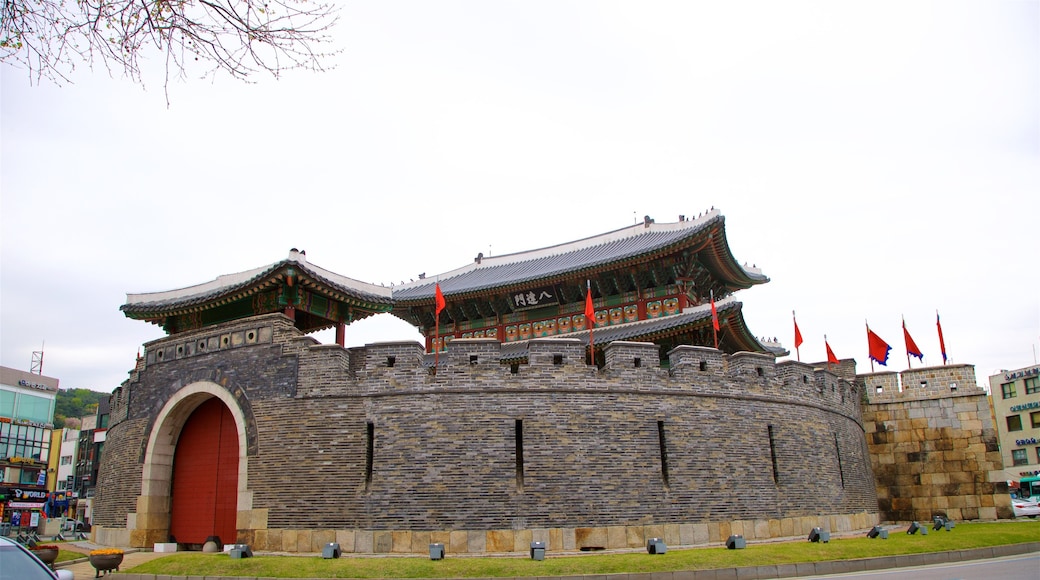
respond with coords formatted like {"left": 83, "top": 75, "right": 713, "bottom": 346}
{"left": 92, "top": 212, "right": 882, "bottom": 553}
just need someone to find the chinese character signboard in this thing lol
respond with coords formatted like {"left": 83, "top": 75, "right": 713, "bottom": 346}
{"left": 510, "top": 285, "right": 562, "bottom": 311}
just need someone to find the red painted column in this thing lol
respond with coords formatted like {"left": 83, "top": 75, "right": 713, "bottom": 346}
{"left": 284, "top": 305, "right": 295, "bottom": 321}
{"left": 336, "top": 322, "right": 346, "bottom": 346}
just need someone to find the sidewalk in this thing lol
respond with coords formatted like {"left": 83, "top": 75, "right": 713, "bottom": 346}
{"left": 56, "top": 542, "right": 170, "bottom": 580}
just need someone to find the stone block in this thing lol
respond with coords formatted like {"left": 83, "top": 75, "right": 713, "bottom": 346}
{"left": 608, "top": 526, "right": 628, "bottom": 548}
{"left": 561, "top": 527, "right": 576, "bottom": 551}
{"left": 445, "top": 530, "right": 465, "bottom": 553}
{"left": 391, "top": 531, "right": 412, "bottom": 553}
{"left": 467, "top": 530, "right": 486, "bottom": 553}
{"left": 373, "top": 531, "right": 392, "bottom": 553}
{"left": 296, "top": 530, "right": 312, "bottom": 553}
{"left": 280, "top": 529, "right": 297, "bottom": 552}
{"left": 311, "top": 530, "right": 336, "bottom": 552}
{"left": 549, "top": 527, "right": 565, "bottom": 551}
{"left": 487, "top": 529, "right": 515, "bottom": 552}
{"left": 410, "top": 531, "right": 432, "bottom": 553}
{"left": 624, "top": 528, "right": 640, "bottom": 548}
{"left": 354, "top": 530, "right": 373, "bottom": 553}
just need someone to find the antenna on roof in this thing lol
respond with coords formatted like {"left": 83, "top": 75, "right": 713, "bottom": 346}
{"left": 30, "top": 342, "right": 44, "bottom": 375}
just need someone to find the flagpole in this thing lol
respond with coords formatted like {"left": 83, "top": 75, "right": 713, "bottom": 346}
{"left": 866, "top": 321, "right": 875, "bottom": 373}
{"left": 587, "top": 280, "right": 595, "bottom": 363}
{"left": 711, "top": 289, "right": 718, "bottom": 349}
{"left": 793, "top": 310, "right": 800, "bottom": 362}
{"left": 903, "top": 316, "right": 910, "bottom": 369}
{"left": 825, "top": 334, "right": 830, "bottom": 370}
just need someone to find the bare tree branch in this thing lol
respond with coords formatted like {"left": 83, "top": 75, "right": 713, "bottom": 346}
{"left": 1, "top": 0, "right": 339, "bottom": 90}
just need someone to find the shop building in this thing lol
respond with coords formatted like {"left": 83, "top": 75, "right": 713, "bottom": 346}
{"left": 0, "top": 366, "right": 60, "bottom": 530}
{"left": 990, "top": 364, "right": 1040, "bottom": 481}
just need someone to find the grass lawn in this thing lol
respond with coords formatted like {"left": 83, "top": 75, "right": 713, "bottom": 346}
{"left": 126, "top": 521, "right": 1040, "bottom": 578}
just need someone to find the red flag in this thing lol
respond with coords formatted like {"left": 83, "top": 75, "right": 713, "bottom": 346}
{"left": 584, "top": 283, "right": 595, "bottom": 322}
{"left": 434, "top": 283, "right": 446, "bottom": 364}
{"left": 936, "top": 311, "right": 948, "bottom": 364}
{"left": 866, "top": 326, "right": 892, "bottom": 366}
{"left": 435, "top": 283, "right": 446, "bottom": 316}
{"left": 825, "top": 339, "right": 839, "bottom": 365}
{"left": 903, "top": 319, "right": 923, "bottom": 361}
{"left": 793, "top": 316, "right": 803, "bottom": 349}
{"left": 585, "top": 280, "right": 595, "bottom": 357}
{"left": 711, "top": 295, "right": 720, "bottom": 331}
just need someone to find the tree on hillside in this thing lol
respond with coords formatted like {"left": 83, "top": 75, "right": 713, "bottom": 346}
{"left": 1, "top": 0, "right": 338, "bottom": 87}
{"left": 55, "top": 388, "right": 108, "bottom": 427}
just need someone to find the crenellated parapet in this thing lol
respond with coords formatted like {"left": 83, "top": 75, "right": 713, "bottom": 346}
{"left": 862, "top": 364, "right": 981, "bottom": 404}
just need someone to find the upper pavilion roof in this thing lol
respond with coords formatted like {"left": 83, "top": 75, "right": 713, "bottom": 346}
{"left": 121, "top": 249, "right": 393, "bottom": 330}
{"left": 392, "top": 209, "right": 766, "bottom": 304}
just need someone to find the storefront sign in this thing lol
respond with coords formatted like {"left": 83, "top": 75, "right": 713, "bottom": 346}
{"left": 1010, "top": 401, "right": 1040, "bottom": 412}
{"left": 10, "top": 488, "right": 49, "bottom": 501}
{"left": 1015, "top": 437, "right": 1039, "bottom": 447}
{"left": 0, "top": 416, "right": 54, "bottom": 429}
{"left": 1005, "top": 367, "right": 1040, "bottom": 381}
{"left": 7, "top": 456, "right": 43, "bottom": 466}
{"left": 17, "top": 378, "right": 55, "bottom": 392}
{"left": 8, "top": 502, "right": 44, "bottom": 509}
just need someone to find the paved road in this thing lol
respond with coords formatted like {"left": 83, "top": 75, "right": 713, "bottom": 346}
{"left": 807, "top": 553, "right": 1040, "bottom": 579}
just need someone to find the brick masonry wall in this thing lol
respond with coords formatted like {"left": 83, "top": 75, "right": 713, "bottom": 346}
{"left": 861, "top": 365, "right": 1012, "bottom": 522}
{"left": 95, "top": 314, "right": 879, "bottom": 552}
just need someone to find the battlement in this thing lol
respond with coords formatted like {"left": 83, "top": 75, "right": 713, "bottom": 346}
{"left": 118, "top": 315, "right": 864, "bottom": 419}
{"left": 861, "top": 364, "right": 980, "bottom": 404}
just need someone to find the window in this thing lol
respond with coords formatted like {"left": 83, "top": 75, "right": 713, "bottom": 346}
{"left": 1036, "top": 447, "right": 1040, "bottom": 464}
{"left": 1032, "top": 411, "right": 1040, "bottom": 429}
{"left": 1002, "top": 382, "right": 1017, "bottom": 399}
{"left": 1007, "top": 415, "right": 1024, "bottom": 432}
{"left": 1012, "top": 449, "right": 1029, "bottom": 466}
{"left": 1026, "top": 377, "right": 1040, "bottom": 395}
{"left": 60, "top": 455, "right": 73, "bottom": 466}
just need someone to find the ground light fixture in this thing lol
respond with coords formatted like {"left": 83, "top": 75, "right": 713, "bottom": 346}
{"left": 530, "top": 541, "right": 545, "bottom": 561}
{"left": 726, "top": 535, "right": 746, "bottom": 549}
{"left": 808, "top": 527, "right": 830, "bottom": 543}
{"left": 907, "top": 521, "right": 921, "bottom": 535}
{"left": 646, "top": 537, "right": 667, "bottom": 554}
{"left": 321, "top": 543, "right": 341, "bottom": 559}
{"left": 229, "top": 544, "right": 253, "bottom": 558}
{"left": 866, "top": 525, "right": 888, "bottom": 539}
{"left": 428, "top": 543, "right": 444, "bottom": 560}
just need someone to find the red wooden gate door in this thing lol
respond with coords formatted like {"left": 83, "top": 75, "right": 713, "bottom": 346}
{"left": 169, "top": 398, "right": 239, "bottom": 545}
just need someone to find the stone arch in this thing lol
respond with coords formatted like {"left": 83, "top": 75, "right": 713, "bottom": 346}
{"left": 132, "top": 381, "right": 254, "bottom": 547}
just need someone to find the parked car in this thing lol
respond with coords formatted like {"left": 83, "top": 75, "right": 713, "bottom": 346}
{"left": 0, "top": 536, "right": 74, "bottom": 580}
{"left": 1011, "top": 495, "right": 1040, "bottom": 518}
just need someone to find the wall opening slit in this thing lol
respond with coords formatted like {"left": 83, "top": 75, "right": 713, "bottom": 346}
{"left": 515, "top": 419, "right": 524, "bottom": 492}
{"left": 767, "top": 424, "right": 779, "bottom": 484}
{"left": 364, "top": 422, "right": 374, "bottom": 491}
{"left": 834, "top": 433, "right": 845, "bottom": 488}
{"left": 658, "top": 420, "right": 670, "bottom": 488}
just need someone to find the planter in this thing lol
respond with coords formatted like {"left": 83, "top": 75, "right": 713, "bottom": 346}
{"left": 88, "top": 553, "right": 124, "bottom": 577}
{"left": 31, "top": 548, "right": 59, "bottom": 566}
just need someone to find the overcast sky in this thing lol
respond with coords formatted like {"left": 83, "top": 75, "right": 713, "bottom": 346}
{"left": 2, "top": 1, "right": 1037, "bottom": 392}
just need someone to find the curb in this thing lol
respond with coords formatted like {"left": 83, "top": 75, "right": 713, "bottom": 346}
{"left": 95, "top": 542, "right": 1040, "bottom": 580}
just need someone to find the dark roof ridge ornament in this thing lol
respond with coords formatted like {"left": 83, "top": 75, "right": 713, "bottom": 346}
{"left": 288, "top": 248, "right": 307, "bottom": 263}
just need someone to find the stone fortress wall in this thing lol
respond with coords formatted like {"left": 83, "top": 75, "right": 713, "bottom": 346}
{"left": 96, "top": 313, "right": 880, "bottom": 553}
{"left": 860, "top": 365, "right": 1011, "bottom": 522}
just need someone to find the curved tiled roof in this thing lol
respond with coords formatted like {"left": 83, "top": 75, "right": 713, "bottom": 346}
{"left": 392, "top": 210, "right": 765, "bottom": 303}
{"left": 424, "top": 297, "right": 785, "bottom": 364}
{"left": 122, "top": 249, "right": 392, "bottom": 316}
